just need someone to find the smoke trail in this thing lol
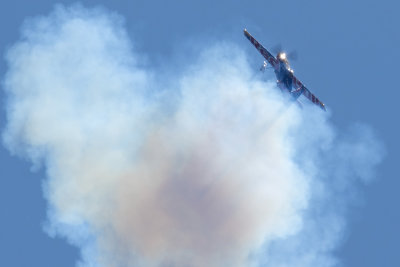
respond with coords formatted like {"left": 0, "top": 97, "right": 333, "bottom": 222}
{"left": 2, "top": 5, "right": 383, "bottom": 267}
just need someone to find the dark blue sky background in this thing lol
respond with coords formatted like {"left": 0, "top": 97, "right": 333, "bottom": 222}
{"left": 0, "top": 0, "right": 398, "bottom": 266}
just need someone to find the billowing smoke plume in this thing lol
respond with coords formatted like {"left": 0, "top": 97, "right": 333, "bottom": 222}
{"left": 2, "top": 5, "right": 383, "bottom": 267}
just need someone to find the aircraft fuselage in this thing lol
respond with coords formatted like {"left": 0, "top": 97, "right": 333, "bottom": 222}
{"left": 274, "top": 59, "right": 302, "bottom": 99}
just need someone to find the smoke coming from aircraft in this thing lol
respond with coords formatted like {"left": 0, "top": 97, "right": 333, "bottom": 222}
{"left": 2, "top": 5, "right": 383, "bottom": 267}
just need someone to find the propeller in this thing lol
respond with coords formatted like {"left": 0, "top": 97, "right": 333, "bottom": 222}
{"left": 271, "top": 43, "right": 298, "bottom": 61}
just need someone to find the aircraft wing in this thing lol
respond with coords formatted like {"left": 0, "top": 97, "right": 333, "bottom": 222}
{"left": 292, "top": 75, "right": 326, "bottom": 110}
{"left": 244, "top": 29, "right": 279, "bottom": 69}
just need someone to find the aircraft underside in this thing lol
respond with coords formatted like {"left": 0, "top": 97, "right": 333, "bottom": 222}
{"left": 244, "top": 29, "right": 326, "bottom": 110}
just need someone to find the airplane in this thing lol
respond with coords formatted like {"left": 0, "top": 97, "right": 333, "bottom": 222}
{"left": 244, "top": 29, "right": 326, "bottom": 111}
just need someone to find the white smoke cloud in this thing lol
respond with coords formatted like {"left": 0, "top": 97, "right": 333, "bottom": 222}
{"left": 2, "top": 4, "right": 384, "bottom": 267}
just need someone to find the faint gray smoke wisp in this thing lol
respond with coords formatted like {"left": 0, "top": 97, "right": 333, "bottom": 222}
{"left": 2, "top": 5, "right": 384, "bottom": 267}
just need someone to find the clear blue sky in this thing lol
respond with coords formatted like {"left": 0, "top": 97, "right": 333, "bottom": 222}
{"left": 0, "top": 0, "right": 398, "bottom": 266}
